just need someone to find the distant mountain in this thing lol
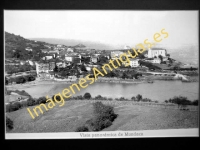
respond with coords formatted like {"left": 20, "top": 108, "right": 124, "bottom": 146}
{"left": 74, "top": 44, "right": 86, "bottom": 48}
{"left": 30, "top": 38, "right": 115, "bottom": 50}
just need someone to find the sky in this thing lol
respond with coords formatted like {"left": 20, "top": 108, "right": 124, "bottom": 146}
{"left": 4, "top": 10, "right": 198, "bottom": 49}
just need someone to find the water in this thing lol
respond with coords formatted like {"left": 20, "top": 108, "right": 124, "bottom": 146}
{"left": 72, "top": 80, "right": 199, "bottom": 102}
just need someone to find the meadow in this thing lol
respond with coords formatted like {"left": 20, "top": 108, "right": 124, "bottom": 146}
{"left": 6, "top": 100, "right": 198, "bottom": 133}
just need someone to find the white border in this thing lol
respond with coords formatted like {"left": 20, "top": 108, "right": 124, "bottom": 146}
{"left": 5, "top": 128, "right": 199, "bottom": 139}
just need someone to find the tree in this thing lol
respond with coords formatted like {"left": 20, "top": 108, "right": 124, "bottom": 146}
{"left": 6, "top": 116, "right": 13, "bottom": 130}
{"left": 15, "top": 76, "right": 26, "bottom": 84}
{"left": 137, "top": 53, "right": 145, "bottom": 59}
{"left": 136, "top": 94, "right": 142, "bottom": 101}
{"left": 80, "top": 64, "right": 87, "bottom": 71}
{"left": 131, "top": 96, "right": 136, "bottom": 101}
{"left": 84, "top": 93, "right": 91, "bottom": 99}
{"left": 38, "top": 97, "right": 47, "bottom": 104}
{"left": 158, "top": 55, "right": 163, "bottom": 62}
{"left": 27, "top": 97, "right": 35, "bottom": 106}
{"left": 53, "top": 65, "right": 58, "bottom": 72}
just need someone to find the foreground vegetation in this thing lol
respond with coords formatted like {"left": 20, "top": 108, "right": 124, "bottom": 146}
{"left": 6, "top": 91, "right": 198, "bottom": 114}
{"left": 75, "top": 102, "right": 118, "bottom": 132}
{"left": 6, "top": 100, "right": 198, "bottom": 133}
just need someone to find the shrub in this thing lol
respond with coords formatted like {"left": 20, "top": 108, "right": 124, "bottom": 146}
{"left": 192, "top": 100, "right": 198, "bottom": 106}
{"left": 75, "top": 126, "right": 89, "bottom": 132}
{"left": 84, "top": 93, "right": 91, "bottom": 100}
{"left": 169, "top": 96, "right": 191, "bottom": 106}
{"left": 38, "top": 97, "right": 47, "bottom": 104}
{"left": 9, "top": 102, "right": 22, "bottom": 111}
{"left": 21, "top": 101, "right": 28, "bottom": 107}
{"left": 136, "top": 94, "right": 142, "bottom": 101}
{"left": 131, "top": 96, "right": 136, "bottom": 101}
{"left": 15, "top": 76, "right": 26, "bottom": 84}
{"left": 6, "top": 116, "right": 14, "bottom": 130}
{"left": 52, "top": 95, "right": 61, "bottom": 102}
{"left": 27, "top": 98, "right": 36, "bottom": 106}
{"left": 89, "top": 115, "right": 112, "bottom": 131}
{"left": 87, "top": 102, "right": 117, "bottom": 131}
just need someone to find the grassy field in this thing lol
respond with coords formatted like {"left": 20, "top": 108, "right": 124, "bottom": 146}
{"left": 6, "top": 100, "right": 198, "bottom": 133}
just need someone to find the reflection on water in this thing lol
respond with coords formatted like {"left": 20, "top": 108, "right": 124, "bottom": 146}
{"left": 74, "top": 80, "right": 199, "bottom": 102}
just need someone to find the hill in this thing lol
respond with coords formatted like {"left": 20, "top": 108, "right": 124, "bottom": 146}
{"left": 5, "top": 32, "right": 52, "bottom": 60}
{"left": 30, "top": 38, "right": 115, "bottom": 50}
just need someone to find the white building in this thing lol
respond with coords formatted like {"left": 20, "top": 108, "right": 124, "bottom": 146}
{"left": 111, "top": 51, "right": 124, "bottom": 59}
{"left": 25, "top": 47, "right": 32, "bottom": 51}
{"left": 67, "top": 48, "right": 74, "bottom": 52}
{"left": 26, "top": 60, "right": 34, "bottom": 66}
{"left": 130, "top": 59, "right": 140, "bottom": 67}
{"left": 43, "top": 56, "right": 53, "bottom": 60}
{"left": 148, "top": 48, "right": 167, "bottom": 58}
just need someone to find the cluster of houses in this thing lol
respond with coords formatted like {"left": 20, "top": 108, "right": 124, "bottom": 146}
{"left": 110, "top": 47, "right": 169, "bottom": 67}
{"left": 7, "top": 42, "right": 172, "bottom": 80}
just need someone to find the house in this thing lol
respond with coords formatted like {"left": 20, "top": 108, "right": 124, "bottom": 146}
{"left": 25, "top": 47, "right": 32, "bottom": 51}
{"left": 35, "top": 63, "right": 50, "bottom": 75}
{"left": 65, "top": 54, "right": 81, "bottom": 63}
{"left": 111, "top": 51, "right": 124, "bottom": 59}
{"left": 43, "top": 55, "right": 53, "bottom": 60}
{"left": 147, "top": 48, "right": 167, "bottom": 58}
{"left": 20, "top": 60, "right": 26, "bottom": 65}
{"left": 91, "top": 56, "right": 98, "bottom": 63}
{"left": 85, "top": 66, "right": 92, "bottom": 72}
{"left": 48, "top": 50, "right": 59, "bottom": 55}
{"left": 67, "top": 48, "right": 74, "bottom": 53}
{"left": 41, "top": 49, "right": 49, "bottom": 53}
{"left": 26, "top": 60, "right": 34, "bottom": 66}
{"left": 130, "top": 59, "right": 140, "bottom": 67}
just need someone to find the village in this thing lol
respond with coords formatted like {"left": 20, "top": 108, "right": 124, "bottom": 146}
{"left": 5, "top": 43, "right": 198, "bottom": 83}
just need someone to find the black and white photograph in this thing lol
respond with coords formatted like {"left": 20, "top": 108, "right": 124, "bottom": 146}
{"left": 4, "top": 10, "right": 199, "bottom": 139}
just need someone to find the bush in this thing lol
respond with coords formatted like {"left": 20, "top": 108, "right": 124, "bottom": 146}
{"left": 136, "top": 94, "right": 142, "bottom": 101}
{"left": 75, "top": 126, "right": 89, "bottom": 132}
{"left": 87, "top": 102, "right": 117, "bottom": 131}
{"left": 38, "top": 97, "right": 47, "bottom": 104}
{"left": 84, "top": 93, "right": 91, "bottom": 100}
{"left": 9, "top": 102, "right": 22, "bottom": 111}
{"left": 192, "top": 100, "right": 198, "bottom": 106}
{"left": 89, "top": 115, "right": 113, "bottom": 131}
{"left": 27, "top": 98, "right": 36, "bottom": 106}
{"left": 52, "top": 95, "right": 61, "bottom": 102}
{"left": 169, "top": 96, "right": 192, "bottom": 106}
{"left": 6, "top": 116, "right": 14, "bottom": 130}
{"left": 15, "top": 76, "right": 26, "bottom": 84}
{"left": 21, "top": 101, "right": 28, "bottom": 107}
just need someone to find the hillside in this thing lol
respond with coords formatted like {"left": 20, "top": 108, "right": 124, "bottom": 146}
{"left": 5, "top": 32, "right": 51, "bottom": 60}
{"left": 6, "top": 100, "right": 198, "bottom": 133}
{"left": 30, "top": 38, "right": 115, "bottom": 50}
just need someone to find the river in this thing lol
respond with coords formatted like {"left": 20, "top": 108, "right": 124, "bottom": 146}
{"left": 9, "top": 80, "right": 199, "bottom": 103}
{"left": 73, "top": 80, "right": 199, "bottom": 102}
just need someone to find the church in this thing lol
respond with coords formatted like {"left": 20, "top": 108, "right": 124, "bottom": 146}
{"left": 147, "top": 48, "right": 167, "bottom": 58}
